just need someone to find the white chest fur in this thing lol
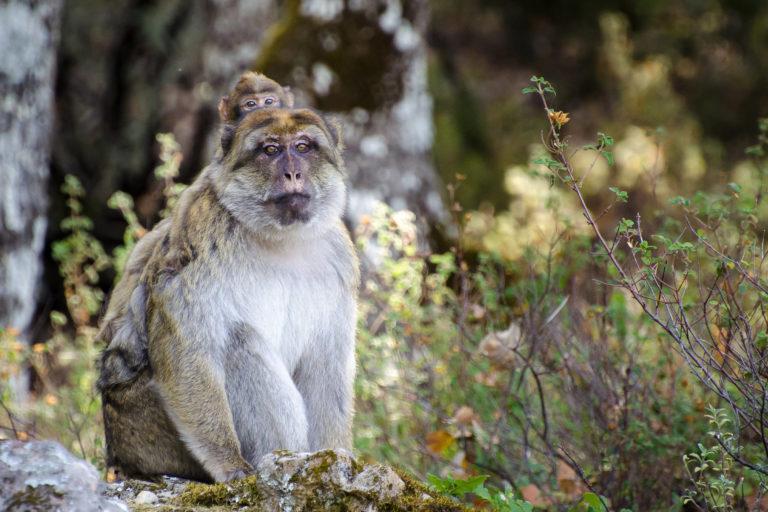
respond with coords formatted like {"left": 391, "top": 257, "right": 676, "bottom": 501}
{"left": 177, "top": 230, "right": 353, "bottom": 372}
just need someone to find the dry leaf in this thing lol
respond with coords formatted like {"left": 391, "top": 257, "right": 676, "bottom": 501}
{"left": 453, "top": 406, "right": 476, "bottom": 426}
{"left": 425, "top": 430, "right": 454, "bottom": 454}
{"left": 556, "top": 460, "right": 586, "bottom": 499}
{"left": 520, "top": 483, "right": 552, "bottom": 506}
{"left": 479, "top": 323, "right": 521, "bottom": 369}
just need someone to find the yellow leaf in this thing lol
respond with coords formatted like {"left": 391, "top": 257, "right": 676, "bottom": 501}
{"left": 425, "top": 430, "right": 454, "bottom": 454}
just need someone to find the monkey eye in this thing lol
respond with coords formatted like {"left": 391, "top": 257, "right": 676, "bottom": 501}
{"left": 264, "top": 144, "right": 280, "bottom": 155}
{"left": 244, "top": 99, "right": 258, "bottom": 109}
{"left": 295, "top": 142, "right": 310, "bottom": 153}
{"left": 264, "top": 97, "right": 275, "bottom": 105}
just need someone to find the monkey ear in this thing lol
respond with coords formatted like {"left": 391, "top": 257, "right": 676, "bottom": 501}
{"left": 283, "top": 87, "right": 295, "bottom": 108}
{"left": 323, "top": 115, "right": 344, "bottom": 152}
{"left": 218, "top": 97, "right": 229, "bottom": 122}
{"left": 220, "top": 125, "right": 235, "bottom": 155}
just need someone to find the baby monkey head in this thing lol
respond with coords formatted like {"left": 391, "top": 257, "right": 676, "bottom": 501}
{"left": 216, "top": 107, "right": 346, "bottom": 236}
{"left": 218, "top": 72, "right": 294, "bottom": 124}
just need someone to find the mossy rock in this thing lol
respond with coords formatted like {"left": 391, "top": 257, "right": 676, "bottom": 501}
{"left": 173, "top": 449, "right": 470, "bottom": 511}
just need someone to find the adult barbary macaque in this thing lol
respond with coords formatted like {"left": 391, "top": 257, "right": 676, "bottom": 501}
{"left": 97, "top": 106, "right": 359, "bottom": 483}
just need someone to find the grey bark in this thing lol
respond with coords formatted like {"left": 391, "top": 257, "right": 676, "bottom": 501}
{"left": 258, "top": 0, "right": 446, "bottom": 229}
{"left": 0, "top": 0, "right": 62, "bottom": 336}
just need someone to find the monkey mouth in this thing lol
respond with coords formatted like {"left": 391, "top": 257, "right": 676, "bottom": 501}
{"left": 272, "top": 193, "right": 311, "bottom": 225}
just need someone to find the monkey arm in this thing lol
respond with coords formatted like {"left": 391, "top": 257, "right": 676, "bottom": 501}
{"left": 147, "top": 307, "right": 253, "bottom": 482}
{"left": 223, "top": 322, "right": 310, "bottom": 463}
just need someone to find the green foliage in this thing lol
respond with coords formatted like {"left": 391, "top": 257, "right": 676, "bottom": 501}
{"left": 354, "top": 199, "right": 705, "bottom": 511}
{"left": 106, "top": 191, "right": 143, "bottom": 281}
{"left": 154, "top": 132, "right": 187, "bottom": 219}
{"left": 355, "top": 75, "right": 768, "bottom": 511}
{"left": 52, "top": 175, "right": 110, "bottom": 327}
{"left": 428, "top": 474, "right": 533, "bottom": 512}
{"left": 525, "top": 76, "right": 768, "bottom": 509}
{"left": 682, "top": 407, "right": 741, "bottom": 511}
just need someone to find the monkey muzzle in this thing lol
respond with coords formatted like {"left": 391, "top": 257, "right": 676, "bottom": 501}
{"left": 273, "top": 192, "right": 311, "bottom": 224}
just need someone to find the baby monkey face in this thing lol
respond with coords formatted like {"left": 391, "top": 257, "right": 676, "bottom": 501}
{"left": 218, "top": 72, "right": 295, "bottom": 124}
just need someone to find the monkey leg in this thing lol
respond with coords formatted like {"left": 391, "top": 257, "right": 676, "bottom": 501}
{"left": 101, "top": 370, "right": 210, "bottom": 481}
{"left": 223, "top": 336, "right": 310, "bottom": 464}
{"left": 150, "top": 345, "right": 253, "bottom": 483}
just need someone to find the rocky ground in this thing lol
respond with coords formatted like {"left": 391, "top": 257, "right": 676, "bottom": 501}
{"left": 0, "top": 440, "right": 469, "bottom": 511}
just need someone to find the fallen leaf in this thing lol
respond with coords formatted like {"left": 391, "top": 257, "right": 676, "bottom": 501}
{"left": 425, "top": 430, "right": 454, "bottom": 454}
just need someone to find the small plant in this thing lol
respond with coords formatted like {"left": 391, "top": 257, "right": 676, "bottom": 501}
{"left": 683, "top": 406, "right": 740, "bottom": 511}
{"left": 154, "top": 132, "right": 187, "bottom": 219}
{"left": 52, "top": 175, "right": 110, "bottom": 329}
{"left": 428, "top": 473, "right": 534, "bottom": 512}
{"left": 106, "top": 191, "right": 145, "bottom": 280}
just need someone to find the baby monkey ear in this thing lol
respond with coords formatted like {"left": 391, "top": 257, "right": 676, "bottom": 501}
{"left": 218, "top": 96, "right": 230, "bottom": 122}
{"left": 282, "top": 87, "right": 295, "bottom": 108}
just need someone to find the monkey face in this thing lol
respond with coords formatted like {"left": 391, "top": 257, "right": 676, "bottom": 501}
{"left": 216, "top": 108, "right": 346, "bottom": 236}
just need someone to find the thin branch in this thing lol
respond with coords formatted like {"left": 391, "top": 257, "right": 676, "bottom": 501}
{"left": 560, "top": 447, "right": 612, "bottom": 512}
{"left": 713, "top": 433, "right": 768, "bottom": 476}
{"left": 0, "top": 399, "right": 19, "bottom": 438}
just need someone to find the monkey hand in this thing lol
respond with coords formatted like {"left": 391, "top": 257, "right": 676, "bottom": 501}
{"left": 221, "top": 466, "right": 252, "bottom": 482}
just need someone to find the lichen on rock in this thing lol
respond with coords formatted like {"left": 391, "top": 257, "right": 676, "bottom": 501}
{"left": 176, "top": 449, "right": 468, "bottom": 511}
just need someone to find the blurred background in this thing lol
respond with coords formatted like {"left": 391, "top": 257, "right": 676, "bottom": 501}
{"left": 2, "top": 0, "right": 768, "bottom": 510}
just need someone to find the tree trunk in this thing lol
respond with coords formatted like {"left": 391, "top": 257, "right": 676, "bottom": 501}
{"left": 257, "top": 0, "right": 445, "bottom": 229}
{"left": 53, "top": 0, "right": 278, "bottom": 222}
{"left": 0, "top": 0, "right": 62, "bottom": 337}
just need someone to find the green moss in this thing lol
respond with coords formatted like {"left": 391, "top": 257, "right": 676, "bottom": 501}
{"left": 179, "top": 475, "right": 261, "bottom": 508}
{"left": 6, "top": 485, "right": 65, "bottom": 511}
{"left": 171, "top": 455, "right": 469, "bottom": 511}
{"left": 288, "top": 448, "right": 344, "bottom": 484}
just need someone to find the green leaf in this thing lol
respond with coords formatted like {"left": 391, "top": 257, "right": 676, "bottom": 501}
{"left": 608, "top": 187, "right": 628, "bottom": 203}
{"left": 581, "top": 492, "right": 606, "bottom": 511}
{"left": 597, "top": 132, "right": 614, "bottom": 147}
{"left": 669, "top": 196, "right": 691, "bottom": 206}
{"left": 50, "top": 311, "right": 68, "bottom": 326}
